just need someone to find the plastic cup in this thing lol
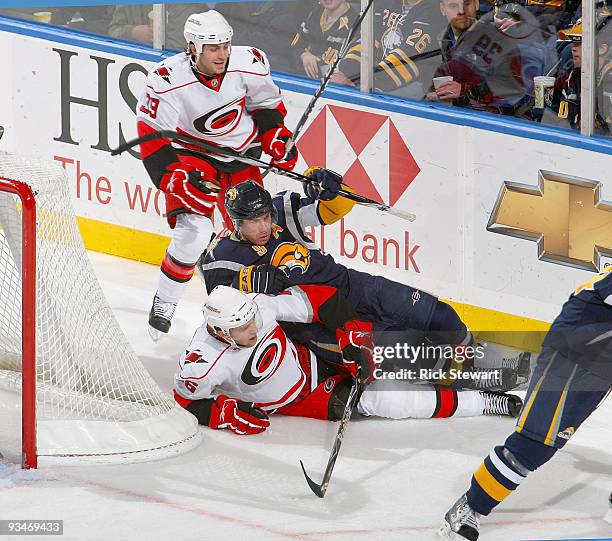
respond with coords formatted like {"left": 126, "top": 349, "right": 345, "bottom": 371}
{"left": 33, "top": 11, "right": 52, "bottom": 23}
{"left": 534, "top": 76, "right": 556, "bottom": 108}
{"left": 433, "top": 76, "right": 454, "bottom": 90}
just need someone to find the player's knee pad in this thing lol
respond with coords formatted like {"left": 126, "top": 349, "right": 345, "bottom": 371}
{"left": 168, "top": 214, "right": 214, "bottom": 263}
{"left": 427, "top": 300, "right": 468, "bottom": 342}
{"left": 504, "top": 431, "right": 557, "bottom": 472}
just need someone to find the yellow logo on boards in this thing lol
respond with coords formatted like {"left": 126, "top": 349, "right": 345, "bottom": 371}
{"left": 487, "top": 171, "right": 612, "bottom": 271}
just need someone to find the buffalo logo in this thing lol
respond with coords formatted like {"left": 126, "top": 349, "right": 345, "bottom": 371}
{"left": 324, "top": 379, "right": 335, "bottom": 393}
{"left": 270, "top": 242, "right": 311, "bottom": 274}
{"left": 193, "top": 96, "right": 246, "bottom": 137}
{"left": 241, "top": 326, "right": 287, "bottom": 386}
{"left": 154, "top": 66, "right": 172, "bottom": 83}
{"left": 250, "top": 47, "right": 266, "bottom": 66}
{"left": 227, "top": 188, "right": 238, "bottom": 201}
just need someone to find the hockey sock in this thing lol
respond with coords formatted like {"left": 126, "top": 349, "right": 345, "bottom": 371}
{"left": 157, "top": 252, "right": 196, "bottom": 303}
{"left": 466, "top": 431, "right": 556, "bottom": 515}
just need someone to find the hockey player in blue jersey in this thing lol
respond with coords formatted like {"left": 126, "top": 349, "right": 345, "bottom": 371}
{"left": 439, "top": 266, "right": 612, "bottom": 541}
{"left": 199, "top": 167, "right": 527, "bottom": 390}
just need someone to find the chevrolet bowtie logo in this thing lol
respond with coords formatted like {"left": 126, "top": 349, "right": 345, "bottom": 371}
{"left": 487, "top": 170, "right": 612, "bottom": 272}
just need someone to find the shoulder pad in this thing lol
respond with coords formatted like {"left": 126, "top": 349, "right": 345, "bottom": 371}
{"left": 148, "top": 53, "right": 192, "bottom": 90}
{"left": 228, "top": 46, "right": 271, "bottom": 75}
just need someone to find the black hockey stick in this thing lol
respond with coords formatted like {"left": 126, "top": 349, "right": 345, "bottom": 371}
{"left": 111, "top": 130, "right": 416, "bottom": 221}
{"left": 277, "top": 0, "right": 376, "bottom": 153}
{"left": 300, "top": 373, "right": 363, "bottom": 498}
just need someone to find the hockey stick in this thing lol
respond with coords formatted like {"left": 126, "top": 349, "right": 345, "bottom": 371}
{"left": 111, "top": 130, "right": 416, "bottom": 222}
{"left": 264, "top": 0, "right": 376, "bottom": 179}
{"left": 0, "top": 126, "right": 4, "bottom": 141}
{"left": 300, "top": 372, "right": 363, "bottom": 498}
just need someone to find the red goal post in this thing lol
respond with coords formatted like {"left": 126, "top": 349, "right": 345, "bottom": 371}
{"left": 0, "top": 152, "right": 200, "bottom": 467}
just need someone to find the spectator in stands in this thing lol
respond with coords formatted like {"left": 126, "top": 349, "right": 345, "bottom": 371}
{"left": 50, "top": 6, "right": 114, "bottom": 35}
{"left": 108, "top": 4, "right": 199, "bottom": 50}
{"left": 217, "top": 1, "right": 310, "bottom": 73}
{"left": 332, "top": 0, "right": 447, "bottom": 99}
{"left": 290, "top": 0, "right": 358, "bottom": 79}
{"left": 425, "top": 0, "right": 553, "bottom": 118}
{"left": 425, "top": 0, "right": 480, "bottom": 101}
{"left": 551, "top": 15, "right": 612, "bottom": 134}
{"left": 440, "top": 0, "right": 480, "bottom": 59}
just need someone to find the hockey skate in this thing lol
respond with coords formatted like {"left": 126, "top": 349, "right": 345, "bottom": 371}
{"left": 474, "top": 343, "right": 532, "bottom": 389}
{"left": 439, "top": 493, "right": 481, "bottom": 541}
{"left": 481, "top": 391, "right": 523, "bottom": 417}
{"left": 460, "top": 366, "right": 518, "bottom": 392}
{"left": 148, "top": 294, "right": 177, "bottom": 342}
{"left": 605, "top": 492, "right": 612, "bottom": 525}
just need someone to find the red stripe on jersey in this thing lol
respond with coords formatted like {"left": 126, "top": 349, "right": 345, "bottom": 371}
{"left": 161, "top": 254, "right": 196, "bottom": 283}
{"left": 226, "top": 69, "right": 270, "bottom": 77}
{"left": 146, "top": 80, "right": 198, "bottom": 95}
{"left": 250, "top": 101, "right": 287, "bottom": 119}
{"left": 253, "top": 368, "right": 306, "bottom": 411}
{"left": 137, "top": 120, "right": 172, "bottom": 160}
{"left": 173, "top": 389, "right": 192, "bottom": 409}
{"left": 295, "top": 285, "right": 339, "bottom": 323}
{"left": 433, "top": 386, "right": 458, "bottom": 418}
{"left": 183, "top": 344, "right": 231, "bottom": 380}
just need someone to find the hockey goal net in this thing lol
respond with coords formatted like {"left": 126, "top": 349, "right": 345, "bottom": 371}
{"left": 0, "top": 151, "right": 200, "bottom": 467}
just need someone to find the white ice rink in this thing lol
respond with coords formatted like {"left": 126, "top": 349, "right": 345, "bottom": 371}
{"left": 1, "top": 252, "right": 611, "bottom": 541}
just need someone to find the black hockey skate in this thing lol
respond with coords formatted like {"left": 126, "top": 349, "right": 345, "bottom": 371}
{"left": 148, "top": 294, "right": 177, "bottom": 342}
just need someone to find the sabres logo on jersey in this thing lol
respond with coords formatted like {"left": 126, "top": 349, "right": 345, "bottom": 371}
{"left": 227, "top": 188, "right": 238, "bottom": 200}
{"left": 154, "top": 66, "right": 173, "bottom": 84}
{"left": 271, "top": 242, "right": 311, "bottom": 274}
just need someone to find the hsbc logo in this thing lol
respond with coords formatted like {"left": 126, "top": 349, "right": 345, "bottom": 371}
{"left": 296, "top": 105, "right": 420, "bottom": 208}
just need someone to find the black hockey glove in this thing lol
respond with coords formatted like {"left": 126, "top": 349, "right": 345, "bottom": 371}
{"left": 303, "top": 166, "right": 343, "bottom": 201}
{"left": 232, "top": 264, "right": 291, "bottom": 294}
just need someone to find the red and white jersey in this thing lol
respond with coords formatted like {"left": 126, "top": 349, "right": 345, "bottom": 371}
{"left": 137, "top": 46, "right": 283, "bottom": 157}
{"left": 175, "top": 288, "right": 320, "bottom": 412}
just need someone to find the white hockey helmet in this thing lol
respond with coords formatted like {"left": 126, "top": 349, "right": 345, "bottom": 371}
{"left": 184, "top": 10, "right": 234, "bottom": 51}
{"left": 203, "top": 285, "right": 256, "bottom": 332}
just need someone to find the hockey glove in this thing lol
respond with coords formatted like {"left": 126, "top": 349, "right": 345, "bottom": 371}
{"left": 208, "top": 395, "right": 270, "bottom": 435}
{"left": 159, "top": 168, "right": 221, "bottom": 215}
{"left": 260, "top": 125, "right": 298, "bottom": 170}
{"left": 336, "top": 320, "right": 376, "bottom": 386}
{"left": 303, "top": 166, "right": 343, "bottom": 201}
{"left": 232, "top": 264, "right": 291, "bottom": 294}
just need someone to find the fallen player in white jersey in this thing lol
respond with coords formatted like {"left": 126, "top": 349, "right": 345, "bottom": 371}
{"left": 173, "top": 285, "right": 523, "bottom": 435}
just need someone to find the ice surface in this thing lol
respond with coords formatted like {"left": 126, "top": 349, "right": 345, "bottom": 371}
{"left": 0, "top": 252, "right": 610, "bottom": 541}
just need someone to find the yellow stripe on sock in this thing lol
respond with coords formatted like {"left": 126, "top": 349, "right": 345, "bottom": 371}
{"left": 473, "top": 462, "right": 512, "bottom": 502}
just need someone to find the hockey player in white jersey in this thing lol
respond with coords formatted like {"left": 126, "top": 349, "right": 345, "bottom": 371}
{"left": 135, "top": 10, "right": 298, "bottom": 340}
{"left": 173, "top": 285, "right": 523, "bottom": 435}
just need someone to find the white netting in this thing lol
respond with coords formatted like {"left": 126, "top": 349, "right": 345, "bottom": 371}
{"left": 0, "top": 152, "right": 200, "bottom": 461}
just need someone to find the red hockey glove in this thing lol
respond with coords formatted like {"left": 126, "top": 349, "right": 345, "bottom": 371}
{"left": 336, "top": 320, "right": 376, "bottom": 385}
{"left": 159, "top": 168, "right": 221, "bottom": 216}
{"left": 260, "top": 125, "right": 298, "bottom": 170}
{"left": 208, "top": 395, "right": 270, "bottom": 435}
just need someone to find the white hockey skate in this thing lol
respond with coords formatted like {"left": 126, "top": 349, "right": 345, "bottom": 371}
{"left": 481, "top": 391, "right": 523, "bottom": 417}
{"left": 439, "top": 493, "right": 481, "bottom": 541}
{"left": 148, "top": 294, "right": 177, "bottom": 342}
